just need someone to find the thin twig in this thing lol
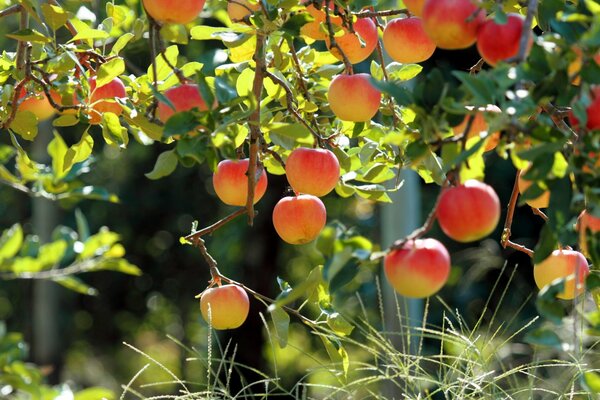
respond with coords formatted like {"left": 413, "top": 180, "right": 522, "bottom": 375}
{"left": 0, "top": 4, "right": 22, "bottom": 18}
{"left": 184, "top": 208, "right": 248, "bottom": 242}
{"left": 506, "top": 0, "right": 537, "bottom": 63}
{"left": 353, "top": 9, "right": 408, "bottom": 18}
{"left": 501, "top": 170, "right": 535, "bottom": 258}
{"left": 0, "top": 258, "right": 106, "bottom": 280}
{"left": 325, "top": 5, "right": 352, "bottom": 73}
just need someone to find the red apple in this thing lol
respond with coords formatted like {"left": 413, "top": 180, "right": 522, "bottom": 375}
{"left": 383, "top": 17, "right": 436, "bottom": 64}
{"left": 578, "top": 210, "right": 600, "bottom": 258}
{"left": 285, "top": 148, "right": 340, "bottom": 197}
{"left": 88, "top": 77, "right": 127, "bottom": 125}
{"left": 212, "top": 158, "right": 268, "bottom": 206}
{"left": 404, "top": 0, "right": 426, "bottom": 17}
{"left": 477, "top": 14, "right": 530, "bottom": 66}
{"left": 384, "top": 238, "right": 451, "bottom": 298}
{"left": 436, "top": 179, "right": 500, "bottom": 242}
{"left": 200, "top": 284, "right": 250, "bottom": 329}
{"left": 272, "top": 194, "right": 327, "bottom": 244}
{"left": 326, "top": 17, "right": 378, "bottom": 64}
{"left": 157, "top": 84, "right": 212, "bottom": 123}
{"left": 568, "top": 86, "right": 600, "bottom": 131}
{"left": 227, "top": 0, "right": 260, "bottom": 23}
{"left": 328, "top": 74, "right": 381, "bottom": 122}
{"left": 142, "top": 0, "right": 206, "bottom": 24}
{"left": 533, "top": 250, "right": 590, "bottom": 300}
{"left": 422, "top": 0, "right": 485, "bottom": 50}
{"left": 452, "top": 105, "right": 502, "bottom": 152}
{"left": 17, "top": 88, "right": 61, "bottom": 121}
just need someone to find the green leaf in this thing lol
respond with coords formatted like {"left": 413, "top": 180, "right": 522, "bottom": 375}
{"left": 74, "top": 387, "right": 115, "bottom": 400}
{"left": 79, "top": 230, "right": 120, "bottom": 260}
{"left": 38, "top": 240, "right": 67, "bottom": 268}
{"left": 523, "top": 328, "right": 562, "bottom": 348}
{"left": 101, "top": 113, "right": 128, "bottom": 148}
{"left": 536, "top": 279, "right": 568, "bottom": 324}
{"left": 110, "top": 33, "right": 134, "bottom": 56}
{"left": 67, "top": 186, "right": 119, "bottom": 203}
{"left": 40, "top": 4, "right": 69, "bottom": 31}
{"left": 147, "top": 45, "right": 179, "bottom": 83}
{"left": 270, "top": 307, "right": 290, "bottom": 348}
{"left": 0, "top": 224, "right": 24, "bottom": 261}
{"left": 387, "top": 63, "right": 423, "bottom": 82}
{"left": 319, "top": 336, "right": 349, "bottom": 378}
{"left": 272, "top": 266, "right": 323, "bottom": 309}
{"left": 64, "top": 132, "right": 94, "bottom": 175}
{"left": 533, "top": 224, "right": 558, "bottom": 264}
{"left": 53, "top": 276, "right": 99, "bottom": 296}
{"left": 326, "top": 312, "right": 354, "bottom": 336}
{"left": 75, "top": 209, "right": 90, "bottom": 241}
{"left": 98, "top": 259, "right": 141, "bottom": 276}
{"left": 6, "top": 28, "right": 51, "bottom": 43}
{"left": 582, "top": 371, "right": 600, "bottom": 393}
{"left": 145, "top": 150, "right": 178, "bottom": 180}
{"left": 10, "top": 111, "right": 39, "bottom": 141}
{"left": 48, "top": 132, "right": 68, "bottom": 178}
{"left": 163, "top": 112, "right": 199, "bottom": 138}
{"left": 96, "top": 58, "right": 125, "bottom": 87}
{"left": 69, "top": 25, "right": 110, "bottom": 42}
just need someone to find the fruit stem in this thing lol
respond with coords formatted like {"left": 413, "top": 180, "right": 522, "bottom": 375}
{"left": 501, "top": 170, "right": 535, "bottom": 258}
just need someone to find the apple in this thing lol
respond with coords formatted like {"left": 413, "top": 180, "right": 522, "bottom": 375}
{"left": 157, "top": 83, "right": 212, "bottom": 123}
{"left": 452, "top": 105, "right": 502, "bottom": 152}
{"left": 383, "top": 17, "right": 436, "bottom": 64}
{"left": 422, "top": 0, "right": 485, "bottom": 50}
{"left": 568, "top": 47, "right": 600, "bottom": 86}
{"left": 533, "top": 250, "right": 590, "bottom": 300}
{"left": 326, "top": 17, "right": 378, "bottom": 64}
{"left": 200, "top": 284, "right": 250, "bottom": 329}
{"left": 328, "top": 74, "right": 381, "bottom": 122}
{"left": 88, "top": 77, "right": 127, "bottom": 125}
{"left": 578, "top": 210, "right": 600, "bottom": 258}
{"left": 272, "top": 194, "right": 327, "bottom": 244}
{"left": 568, "top": 86, "right": 600, "bottom": 131}
{"left": 517, "top": 170, "right": 550, "bottom": 209}
{"left": 17, "top": 88, "right": 61, "bottom": 121}
{"left": 304, "top": 1, "right": 342, "bottom": 24}
{"left": 212, "top": 158, "right": 268, "bottom": 206}
{"left": 142, "top": 0, "right": 206, "bottom": 24}
{"left": 477, "top": 14, "right": 530, "bottom": 66}
{"left": 404, "top": 0, "right": 426, "bottom": 17}
{"left": 436, "top": 179, "right": 500, "bottom": 242}
{"left": 285, "top": 148, "right": 340, "bottom": 197}
{"left": 227, "top": 0, "right": 260, "bottom": 23}
{"left": 384, "top": 238, "right": 451, "bottom": 298}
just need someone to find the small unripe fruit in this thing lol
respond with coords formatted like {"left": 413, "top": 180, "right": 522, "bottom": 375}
{"left": 328, "top": 74, "right": 381, "bottom": 122}
{"left": 286, "top": 148, "right": 340, "bottom": 197}
{"left": 436, "top": 180, "right": 500, "bottom": 242}
{"left": 422, "top": 0, "right": 485, "bottom": 50}
{"left": 384, "top": 238, "right": 451, "bottom": 298}
{"left": 533, "top": 250, "right": 590, "bottom": 300}
{"left": 383, "top": 17, "right": 436, "bottom": 64}
{"left": 142, "top": 0, "right": 206, "bottom": 24}
{"left": 157, "top": 84, "right": 211, "bottom": 123}
{"left": 477, "top": 14, "right": 530, "bottom": 66}
{"left": 326, "top": 18, "right": 378, "bottom": 64}
{"left": 88, "top": 77, "right": 127, "bottom": 125}
{"left": 517, "top": 172, "right": 550, "bottom": 209}
{"left": 273, "top": 195, "right": 327, "bottom": 244}
{"left": 200, "top": 284, "right": 250, "bottom": 330}
{"left": 212, "top": 159, "right": 268, "bottom": 206}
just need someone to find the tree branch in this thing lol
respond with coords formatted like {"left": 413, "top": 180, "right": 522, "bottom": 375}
{"left": 184, "top": 208, "right": 248, "bottom": 242}
{"left": 501, "top": 170, "right": 535, "bottom": 258}
{"left": 0, "top": 4, "right": 22, "bottom": 18}
{"left": 353, "top": 8, "right": 408, "bottom": 18}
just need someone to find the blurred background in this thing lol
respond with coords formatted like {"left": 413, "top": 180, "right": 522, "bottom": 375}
{"left": 0, "top": 0, "right": 548, "bottom": 396}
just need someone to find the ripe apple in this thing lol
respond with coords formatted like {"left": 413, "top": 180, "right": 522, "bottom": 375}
{"left": 422, "top": 0, "right": 485, "bottom": 50}
{"left": 404, "top": 0, "right": 426, "bottom": 16}
{"left": 142, "top": 0, "right": 206, "bottom": 24}
{"left": 227, "top": 0, "right": 260, "bottom": 22}
{"left": 436, "top": 179, "right": 501, "bottom": 242}
{"left": 17, "top": 88, "right": 61, "bottom": 121}
{"left": 578, "top": 210, "right": 600, "bottom": 258}
{"left": 477, "top": 14, "right": 530, "bottom": 66}
{"left": 452, "top": 105, "right": 502, "bottom": 152}
{"left": 568, "top": 47, "right": 600, "bottom": 86}
{"left": 568, "top": 86, "right": 600, "bottom": 131}
{"left": 272, "top": 194, "right": 327, "bottom": 244}
{"left": 533, "top": 250, "right": 590, "bottom": 300}
{"left": 517, "top": 171, "right": 550, "bottom": 209}
{"left": 384, "top": 238, "right": 451, "bottom": 298}
{"left": 200, "top": 284, "right": 250, "bottom": 329}
{"left": 328, "top": 74, "right": 381, "bottom": 122}
{"left": 304, "top": 1, "right": 342, "bottom": 24}
{"left": 212, "top": 158, "right": 268, "bottom": 206}
{"left": 285, "top": 148, "right": 340, "bottom": 197}
{"left": 157, "top": 84, "right": 212, "bottom": 123}
{"left": 326, "top": 17, "right": 378, "bottom": 64}
{"left": 383, "top": 17, "right": 436, "bottom": 64}
{"left": 88, "top": 77, "right": 127, "bottom": 125}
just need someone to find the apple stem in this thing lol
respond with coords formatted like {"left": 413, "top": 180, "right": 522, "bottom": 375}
{"left": 501, "top": 170, "right": 535, "bottom": 258}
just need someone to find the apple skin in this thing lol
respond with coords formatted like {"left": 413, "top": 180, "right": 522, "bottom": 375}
{"left": 227, "top": 0, "right": 260, "bottom": 22}
{"left": 212, "top": 158, "right": 268, "bottom": 206}
{"left": 436, "top": 180, "right": 500, "bottom": 243}
{"left": 384, "top": 238, "right": 451, "bottom": 298}
{"left": 568, "top": 86, "right": 600, "bottom": 131}
{"left": 533, "top": 250, "right": 590, "bottom": 300}
{"left": 17, "top": 88, "right": 61, "bottom": 121}
{"left": 328, "top": 74, "right": 381, "bottom": 122}
{"left": 383, "top": 17, "right": 436, "bottom": 64}
{"left": 157, "top": 84, "right": 211, "bottom": 123}
{"left": 477, "top": 14, "right": 529, "bottom": 66}
{"left": 272, "top": 194, "right": 327, "bottom": 244}
{"left": 422, "top": 0, "right": 485, "bottom": 50}
{"left": 285, "top": 148, "right": 340, "bottom": 197}
{"left": 452, "top": 105, "right": 501, "bottom": 152}
{"left": 517, "top": 172, "right": 550, "bottom": 209}
{"left": 200, "top": 284, "right": 250, "bottom": 330}
{"left": 142, "top": 0, "right": 206, "bottom": 24}
{"left": 88, "top": 77, "right": 127, "bottom": 125}
{"left": 326, "top": 18, "right": 378, "bottom": 64}
{"left": 404, "top": 0, "right": 426, "bottom": 16}
{"left": 578, "top": 210, "right": 600, "bottom": 258}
